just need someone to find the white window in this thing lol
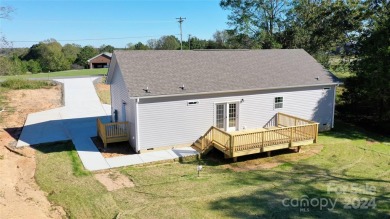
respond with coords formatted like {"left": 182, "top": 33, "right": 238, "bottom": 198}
{"left": 274, "top": 97, "right": 283, "bottom": 109}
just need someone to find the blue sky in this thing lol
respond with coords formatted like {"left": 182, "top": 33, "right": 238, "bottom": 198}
{"left": 1, "top": 0, "right": 229, "bottom": 48}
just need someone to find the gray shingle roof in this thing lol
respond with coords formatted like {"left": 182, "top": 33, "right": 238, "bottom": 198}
{"left": 111, "top": 49, "right": 339, "bottom": 98}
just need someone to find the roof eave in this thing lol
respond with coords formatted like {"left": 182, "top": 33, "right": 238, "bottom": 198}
{"left": 129, "top": 82, "right": 341, "bottom": 100}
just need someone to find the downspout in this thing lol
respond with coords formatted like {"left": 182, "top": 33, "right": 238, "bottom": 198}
{"left": 331, "top": 85, "right": 338, "bottom": 128}
{"left": 135, "top": 98, "right": 140, "bottom": 153}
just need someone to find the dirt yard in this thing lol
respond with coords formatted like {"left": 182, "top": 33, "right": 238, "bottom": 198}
{"left": 0, "top": 85, "right": 66, "bottom": 218}
{"left": 94, "top": 170, "right": 134, "bottom": 191}
{"left": 94, "top": 83, "right": 110, "bottom": 104}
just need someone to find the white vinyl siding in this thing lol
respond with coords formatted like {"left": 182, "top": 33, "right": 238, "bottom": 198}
{"left": 110, "top": 65, "right": 137, "bottom": 150}
{"left": 137, "top": 86, "right": 336, "bottom": 150}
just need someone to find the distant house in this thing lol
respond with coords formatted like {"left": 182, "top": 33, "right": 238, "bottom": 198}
{"left": 87, "top": 52, "right": 112, "bottom": 69}
{"left": 105, "top": 49, "right": 340, "bottom": 160}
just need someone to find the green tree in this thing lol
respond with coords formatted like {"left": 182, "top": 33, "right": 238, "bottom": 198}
{"left": 0, "top": 56, "right": 25, "bottom": 76}
{"left": 133, "top": 42, "right": 149, "bottom": 50}
{"left": 213, "top": 30, "right": 230, "bottom": 48}
{"left": 225, "top": 30, "right": 261, "bottom": 49}
{"left": 187, "top": 36, "right": 208, "bottom": 50}
{"left": 147, "top": 39, "right": 158, "bottom": 50}
{"left": 99, "top": 44, "right": 115, "bottom": 53}
{"left": 155, "top": 35, "right": 180, "bottom": 50}
{"left": 342, "top": 13, "right": 390, "bottom": 123}
{"left": 220, "top": 0, "right": 288, "bottom": 48}
{"left": 62, "top": 43, "right": 81, "bottom": 64}
{"left": 23, "top": 40, "right": 70, "bottom": 72}
{"left": 26, "top": 59, "right": 42, "bottom": 74}
{"left": 76, "top": 46, "right": 98, "bottom": 68}
{"left": 279, "top": 0, "right": 366, "bottom": 67}
{"left": 39, "top": 40, "right": 70, "bottom": 72}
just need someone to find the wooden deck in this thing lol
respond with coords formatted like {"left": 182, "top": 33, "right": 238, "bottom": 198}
{"left": 97, "top": 118, "right": 129, "bottom": 148}
{"left": 193, "top": 113, "right": 319, "bottom": 161}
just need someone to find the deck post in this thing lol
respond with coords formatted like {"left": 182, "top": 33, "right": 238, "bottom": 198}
{"left": 230, "top": 135, "right": 234, "bottom": 158}
{"left": 314, "top": 124, "right": 319, "bottom": 143}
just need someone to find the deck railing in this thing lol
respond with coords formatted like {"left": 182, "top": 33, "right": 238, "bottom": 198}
{"left": 97, "top": 118, "right": 129, "bottom": 148}
{"left": 202, "top": 126, "right": 231, "bottom": 152}
{"left": 277, "top": 112, "right": 315, "bottom": 127}
{"left": 200, "top": 113, "right": 318, "bottom": 155}
{"left": 232, "top": 123, "right": 318, "bottom": 151}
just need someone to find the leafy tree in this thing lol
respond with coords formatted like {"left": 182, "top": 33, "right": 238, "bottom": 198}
{"left": 76, "top": 46, "right": 98, "bottom": 68}
{"left": 220, "top": 0, "right": 288, "bottom": 48}
{"left": 26, "top": 59, "right": 42, "bottom": 74}
{"left": 187, "top": 37, "right": 208, "bottom": 50}
{"left": 147, "top": 39, "right": 158, "bottom": 50}
{"left": 126, "top": 43, "right": 134, "bottom": 50}
{"left": 38, "top": 40, "right": 70, "bottom": 72}
{"left": 127, "top": 42, "right": 150, "bottom": 50}
{"left": 134, "top": 42, "right": 149, "bottom": 50}
{"left": 0, "top": 56, "right": 25, "bottom": 76}
{"left": 62, "top": 43, "right": 81, "bottom": 64}
{"left": 225, "top": 30, "right": 261, "bottom": 49}
{"left": 213, "top": 30, "right": 230, "bottom": 48}
{"left": 342, "top": 12, "right": 390, "bottom": 123}
{"left": 99, "top": 44, "right": 115, "bottom": 53}
{"left": 155, "top": 35, "right": 180, "bottom": 50}
{"left": 284, "top": 1, "right": 365, "bottom": 53}
{"left": 23, "top": 40, "right": 70, "bottom": 72}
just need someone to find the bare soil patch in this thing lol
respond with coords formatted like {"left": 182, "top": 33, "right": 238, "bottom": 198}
{"left": 222, "top": 145, "right": 324, "bottom": 172}
{"left": 91, "top": 136, "right": 135, "bottom": 158}
{"left": 94, "top": 170, "right": 134, "bottom": 191}
{"left": 0, "top": 85, "right": 66, "bottom": 218}
{"left": 95, "top": 83, "right": 110, "bottom": 104}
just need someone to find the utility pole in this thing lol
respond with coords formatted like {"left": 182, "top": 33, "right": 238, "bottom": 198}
{"left": 176, "top": 17, "right": 186, "bottom": 50}
{"left": 188, "top": 34, "right": 191, "bottom": 50}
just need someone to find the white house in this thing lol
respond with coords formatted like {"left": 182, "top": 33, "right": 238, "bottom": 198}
{"left": 106, "top": 49, "right": 340, "bottom": 155}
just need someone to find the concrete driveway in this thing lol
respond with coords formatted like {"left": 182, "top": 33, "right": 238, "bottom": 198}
{"left": 17, "top": 77, "right": 112, "bottom": 170}
{"left": 17, "top": 77, "right": 198, "bottom": 171}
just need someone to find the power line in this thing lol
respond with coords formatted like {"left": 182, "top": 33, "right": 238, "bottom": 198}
{"left": 10, "top": 34, "right": 181, "bottom": 43}
{"left": 176, "top": 17, "right": 186, "bottom": 50}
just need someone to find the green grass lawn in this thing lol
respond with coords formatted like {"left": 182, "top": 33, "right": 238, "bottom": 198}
{"left": 34, "top": 121, "right": 390, "bottom": 218}
{"left": 0, "top": 68, "right": 108, "bottom": 80}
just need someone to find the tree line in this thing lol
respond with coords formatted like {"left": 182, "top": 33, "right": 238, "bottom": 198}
{"left": 0, "top": 32, "right": 242, "bottom": 76}
{"left": 0, "top": 41, "right": 116, "bottom": 75}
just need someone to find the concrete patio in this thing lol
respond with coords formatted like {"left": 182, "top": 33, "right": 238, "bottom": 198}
{"left": 16, "top": 77, "right": 198, "bottom": 171}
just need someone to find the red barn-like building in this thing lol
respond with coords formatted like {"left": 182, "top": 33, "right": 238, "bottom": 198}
{"left": 87, "top": 52, "right": 112, "bottom": 69}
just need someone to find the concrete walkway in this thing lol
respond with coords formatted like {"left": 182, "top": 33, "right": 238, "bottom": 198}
{"left": 17, "top": 77, "right": 198, "bottom": 171}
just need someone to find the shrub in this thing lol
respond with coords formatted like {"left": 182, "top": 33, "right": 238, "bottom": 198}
{"left": 0, "top": 79, "right": 55, "bottom": 90}
{"left": 26, "top": 60, "right": 42, "bottom": 74}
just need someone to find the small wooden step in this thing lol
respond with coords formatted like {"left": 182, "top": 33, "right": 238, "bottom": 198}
{"left": 192, "top": 137, "right": 214, "bottom": 155}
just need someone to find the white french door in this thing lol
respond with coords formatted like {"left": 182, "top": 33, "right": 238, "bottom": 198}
{"left": 215, "top": 102, "right": 238, "bottom": 132}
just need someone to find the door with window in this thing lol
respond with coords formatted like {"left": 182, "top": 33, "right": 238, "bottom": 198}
{"left": 215, "top": 102, "right": 238, "bottom": 132}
